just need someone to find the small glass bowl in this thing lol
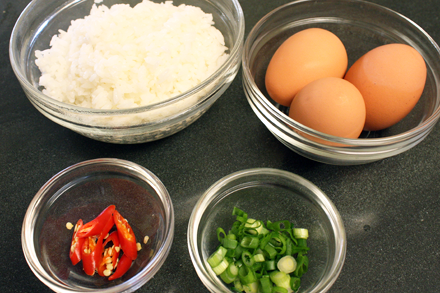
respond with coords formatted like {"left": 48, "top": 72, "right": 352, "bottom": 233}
{"left": 242, "top": 0, "right": 440, "bottom": 165}
{"left": 187, "top": 168, "right": 346, "bottom": 293}
{"left": 22, "top": 158, "right": 174, "bottom": 292}
{"left": 10, "top": 0, "right": 244, "bottom": 144}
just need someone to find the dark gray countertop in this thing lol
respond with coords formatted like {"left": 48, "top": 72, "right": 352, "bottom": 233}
{"left": 1, "top": 0, "right": 440, "bottom": 292}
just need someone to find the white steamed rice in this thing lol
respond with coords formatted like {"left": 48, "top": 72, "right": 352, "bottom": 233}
{"left": 35, "top": 0, "right": 229, "bottom": 110}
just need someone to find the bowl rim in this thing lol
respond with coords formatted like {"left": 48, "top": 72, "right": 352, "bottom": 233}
{"left": 9, "top": 0, "right": 245, "bottom": 114}
{"left": 242, "top": 0, "right": 440, "bottom": 147}
{"left": 187, "top": 167, "right": 347, "bottom": 293}
{"left": 21, "top": 158, "right": 175, "bottom": 292}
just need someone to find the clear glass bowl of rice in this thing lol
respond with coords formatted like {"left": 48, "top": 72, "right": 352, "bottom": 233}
{"left": 10, "top": 0, "right": 244, "bottom": 144}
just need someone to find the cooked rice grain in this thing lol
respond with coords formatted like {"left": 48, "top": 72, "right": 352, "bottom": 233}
{"left": 35, "top": 0, "right": 229, "bottom": 110}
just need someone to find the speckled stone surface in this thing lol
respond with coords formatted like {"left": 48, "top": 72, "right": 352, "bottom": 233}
{"left": 1, "top": 0, "right": 440, "bottom": 292}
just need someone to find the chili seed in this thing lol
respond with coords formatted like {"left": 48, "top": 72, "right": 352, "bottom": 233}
{"left": 136, "top": 242, "right": 142, "bottom": 251}
{"left": 103, "top": 269, "right": 111, "bottom": 277}
{"left": 143, "top": 236, "right": 149, "bottom": 244}
{"left": 66, "top": 222, "right": 74, "bottom": 230}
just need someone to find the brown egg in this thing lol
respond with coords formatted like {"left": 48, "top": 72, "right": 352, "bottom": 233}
{"left": 344, "top": 43, "right": 427, "bottom": 131}
{"left": 265, "top": 28, "right": 348, "bottom": 107}
{"left": 289, "top": 77, "right": 366, "bottom": 139}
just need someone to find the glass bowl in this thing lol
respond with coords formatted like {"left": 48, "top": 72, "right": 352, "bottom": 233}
{"left": 9, "top": 0, "right": 244, "bottom": 144}
{"left": 242, "top": 0, "right": 440, "bottom": 165}
{"left": 21, "top": 158, "right": 174, "bottom": 292}
{"left": 187, "top": 168, "right": 346, "bottom": 293}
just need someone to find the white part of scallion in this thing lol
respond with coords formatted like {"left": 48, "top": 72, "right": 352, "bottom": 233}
{"left": 243, "top": 281, "right": 259, "bottom": 293}
{"left": 207, "top": 246, "right": 228, "bottom": 268}
{"left": 293, "top": 228, "right": 309, "bottom": 239}
{"left": 277, "top": 255, "right": 297, "bottom": 274}
{"left": 212, "top": 258, "right": 229, "bottom": 275}
{"left": 253, "top": 253, "right": 265, "bottom": 263}
{"left": 270, "top": 271, "right": 291, "bottom": 291}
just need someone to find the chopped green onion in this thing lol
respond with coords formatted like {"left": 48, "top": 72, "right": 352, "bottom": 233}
{"left": 245, "top": 219, "right": 264, "bottom": 235}
{"left": 233, "top": 244, "right": 244, "bottom": 258}
{"left": 233, "top": 278, "right": 244, "bottom": 291}
{"left": 223, "top": 237, "right": 238, "bottom": 249}
{"left": 285, "top": 238, "right": 293, "bottom": 256}
{"left": 243, "top": 281, "right": 259, "bottom": 293}
{"left": 233, "top": 207, "right": 246, "bottom": 217}
{"left": 259, "top": 226, "right": 270, "bottom": 236}
{"left": 213, "top": 258, "right": 229, "bottom": 275}
{"left": 297, "top": 238, "right": 307, "bottom": 248}
{"left": 208, "top": 208, "right": 310, "bottom": 292}
{"left": 264, "top": 244, "right": 277, "bottom": 260}
{"left": 253, "top": 253, "right": 265, "bottom": 263}
{"left": 241, "top": 236, "right": 259, "bottom": 249}
{"left": 208, "top": 246, "right": 228, "bottom": 268}
{"left": 269, "top": 271, "right": 291, "bottom": 290}
{"left": 233, "top": 207, "right": 248, "bottom": 223}
{"left": 259, "top": 275, "right": 273, "bottom": 293}
{"left": 293, "top": 228, "right": 309, "bottom": 240}
{"left": 239, "top": 265, "right": 256, "bottom": 284}
{"left": 272, "top": 286, "right": 288, "bottom": 293}
{"left": 270, "top": 235, "right": 287, "bottom": 255}
{"left": 217, "top": 227, "right": 227, "bottom": 242}
{"left": 259, "top": 232, "right": 274, "bottom": 249}
{"left": 220, "top": 262, "right": 239, "bottom": 284}
{"left": 277, "top": 255, "right": 297, "bottom": 274}
{"left": 294, "top": 253, "right": 309, "bottom": 278}
{"left": 267, "top": 220, "right": 291, "bottom": 231}
{"left": 290, "top": 277, "right": 301, "bottom": 292}
{"left": 252, "top": 262, "right": 263, "bottom": 274}
{"left": 235, "top": 259, "right": 243, "bottom": 268}
{"left": 242, "top": 251, "right": 255, "bottom": 267}
{"left": 265, "top": 260, "right": 276, "bottom": 271}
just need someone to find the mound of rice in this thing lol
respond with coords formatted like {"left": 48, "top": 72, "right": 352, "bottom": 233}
{"left": 35, "top": 0, "right": 229, "bottom": 110}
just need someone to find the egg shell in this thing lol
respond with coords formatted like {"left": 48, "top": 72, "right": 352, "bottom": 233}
{"left": 289, "top": 77, "right": 366, "bottom": 139}
{"left": 265, "top": 28, "right": 348, "bottom": 107}
{"left": 344, "top": 43, "right": 427, "bottom": 131}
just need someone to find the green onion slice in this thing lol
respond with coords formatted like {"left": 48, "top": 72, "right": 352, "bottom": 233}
{"left": 260, "top": 275, "right": 273, "bottom": 293}
{"left": 277, "top": 255, "right": 297, "bottom": 274}
{"left": 272, "top": 286, "right": 289, "bottom": 293}
{"left": 293, "top": 228, "right": 309, "bottom": 240}
{"left": 208, "top": 208, "right": 310, "bottom": 292}
{"left": 207, "top": 246, "right": 228, "bottom": 268}
{"left": 213, "top": 258, "right": 229, "bottom": 275}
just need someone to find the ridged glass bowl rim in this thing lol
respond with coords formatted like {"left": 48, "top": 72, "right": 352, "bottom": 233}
{"left": 242, "top": 0, "right": 440, "bottom": 148}
{"left": 9, "top": 0, "right": 245, "bottom": 115}
{"left": 21, "top": 158, "right": 175, "bottom": 293}
{"left": 187, "top": 168, "right": 346, "bottom": 293}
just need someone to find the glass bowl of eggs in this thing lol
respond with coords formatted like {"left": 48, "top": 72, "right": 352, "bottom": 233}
{"left": 242, "top": 0, "right": 440, "bottom": 165}
{"left": 10, "top": 0, "right": 244, "bottom": 144}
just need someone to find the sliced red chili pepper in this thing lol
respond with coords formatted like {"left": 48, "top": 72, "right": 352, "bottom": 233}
{"left": 69, "top": 219, "right": 85, "bottom": 266}
{"left": 98, "top": 231, "right": 120, "bottom": 277}
{"left": 113, "top": 209, "right": 137, "bottom": 260}
{"left": 108, "top": 254, "right": 132, "bottom": 281}
{"left": 76, "top": 205, "right": 116, "bottom": 238}
{"left": 81, "top": 236, "right": 99, "bottom": 276}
